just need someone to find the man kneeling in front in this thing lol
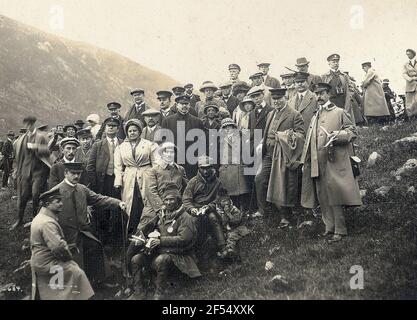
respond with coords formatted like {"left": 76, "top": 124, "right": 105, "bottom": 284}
{"left": 128, "top": 183, "right": 201, "bottom": 300}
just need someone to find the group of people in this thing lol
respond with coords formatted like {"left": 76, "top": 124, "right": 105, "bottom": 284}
{"left": 2, "top": 48, "right": 417, "bottom": 300}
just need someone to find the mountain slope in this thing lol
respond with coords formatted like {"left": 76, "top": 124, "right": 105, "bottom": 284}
{"left": 0, "top": 15, "right": 178, "bottom": 133}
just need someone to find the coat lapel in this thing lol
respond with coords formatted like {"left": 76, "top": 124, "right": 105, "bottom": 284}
{"left": 256, "top": 107, "right": 270, "bottom": 126}
{"left": 298, "top": 91, "right": 313, "bottom": 113}
{"left": 275, "top": 106, "right": 291, "bottom": 130}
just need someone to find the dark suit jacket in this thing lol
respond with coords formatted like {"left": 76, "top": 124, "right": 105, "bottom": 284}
{"left": 262, "top": 105, "right": 305, "bottom": 156}
{"left": 188, "top": 94, "right": 201, "bottom": 109}
{"left": 96, "top": 115, "right": 126, "bottom": 141}
{"left": 141, "top": 125, "right": 161, "bottom": 142}
{"left": 222, "top": 95, "right": 240, "bottom": 115}
{"left": 288, "top": 90, "right": 318, "bottom": 133}
{"left": 86, "top": 138, "right": 123, "bottom": 193}
{"left": 124, "top": 102, "right": 150, "bottom": 126}
{"left": 1, "top": 139, "right": 13, "bottom": 159}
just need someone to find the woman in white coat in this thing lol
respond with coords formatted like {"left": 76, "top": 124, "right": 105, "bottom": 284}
{"left": 114, "top": 119, "right": 158, "bottom": 234}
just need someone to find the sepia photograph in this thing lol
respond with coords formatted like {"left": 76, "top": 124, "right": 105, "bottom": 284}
{"left": 0, "top": 0, "right": 416, "bottom": 309}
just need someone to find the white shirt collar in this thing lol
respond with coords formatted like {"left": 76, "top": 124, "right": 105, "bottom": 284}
{"left": 320, "top": 100, "right": 333, "bottom": 111}
{"left": 64, "top": 178, "right": 76, "bottom": 187}
{"left": 410, "top": 58, "right": 416, "bottom": 65}
{"left": 63, "top": 157, "right": 75, "bottom": 163}
{"left": 146, "top": 125, "right": 157, "bottom": 133}
{"left": 106, "top": 136, "right": 118, "bottom": 145}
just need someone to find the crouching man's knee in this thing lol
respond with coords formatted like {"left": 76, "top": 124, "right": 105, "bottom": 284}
{"left": 152, "top": 253, "right": 172, "bottom": 272}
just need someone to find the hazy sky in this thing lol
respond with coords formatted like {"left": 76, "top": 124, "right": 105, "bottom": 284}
{"left": 0, "top": 0, "right": 416, "bottom": 92}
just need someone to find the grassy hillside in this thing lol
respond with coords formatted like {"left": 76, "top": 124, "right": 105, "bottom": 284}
{"left": 1, "top": 120, "right": 416, "bottom": 300}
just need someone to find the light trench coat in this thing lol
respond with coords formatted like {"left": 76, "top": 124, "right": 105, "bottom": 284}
{"left": 114, "top": 138, "right": 158, "bottom": 217}
{"left": 362, "top": 68, "right": 391, "bottom": 117}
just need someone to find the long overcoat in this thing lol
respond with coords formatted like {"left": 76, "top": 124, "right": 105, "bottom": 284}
{"left": 300, "top": 103, "right": 362, "bottom": 208}
{"left": 402, "top": 60, "right": 417, "bottom": 116}
{"left": 362, "top": 69, "right": 391, "bottom": 117}
{"left": 114, "top": 138, "right": 158, "bottom": 217}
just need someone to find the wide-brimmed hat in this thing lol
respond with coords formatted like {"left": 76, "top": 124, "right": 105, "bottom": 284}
{"left": 199, "top": 81, "right": 218, "bottom": 93}
{"left": 203, "top": 104, "right": 219, "bottom": 114}
{"left": 63, "top": 124, "right": 77, "bottom": 132}
{"left": 198, "top": 155, "right": 215, "bottom": 168}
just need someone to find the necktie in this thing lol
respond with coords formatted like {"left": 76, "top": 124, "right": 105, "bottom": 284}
{"left": 295, "top": 94, "right": 301, "bottom": 110}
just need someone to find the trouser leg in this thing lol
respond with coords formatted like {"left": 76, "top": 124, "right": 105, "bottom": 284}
{"left": 17, "top": 178, "right": 31, "bottom": 222}
{"left": 255, "top": 155, "right": 272, "bottom": 215}
{"left": 332, "top": 205, "right": 347, "bottom": 235}
{"left": 32, "top": 176, "right": 47, "bottom": 217}
{"left": 2, "top": 159, "right": 10, "bottom": 187}
{"left": 207, "top": 212, "right": 226, "bottom": 250}
{"left": 316, "top": 179, "right": 335, "bottom": 233}
{"left": 152, "top": 254, "right": 173, "bottom": 297}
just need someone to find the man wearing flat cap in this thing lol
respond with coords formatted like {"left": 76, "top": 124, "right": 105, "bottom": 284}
{"left": 49, "top": 162, "right": 127, "bottom": 287}
{"left": 1, "top": 130, "right": 15, "bottom": 189}
{"left": 156, "top": 90, "right": 176, "bottom": 121}
{"left": 96, "top": 102, "right": 126, "bottom": 140}
{"left": 183, "top": 155, "right": 229, "bottom": 262}
{"left": 75, "top": 128, "right": 94, "bottom": 167}
{"left": 321, "top": 54, "right": 355, "bottom": 123}
{"left": 11, "top": 116, "right": 53, "bottom": 230}
{"left": 219, "top": 82, "right": 240, "bottom": 115}
{"left": 228, "top": 64, "right": 249, "bottom": 89}
{"left": 288, "top": 72, "right": 319, "bottom": 133}
{"left": 141, "top": 109, "right": 162, "bottom": 142}
{"left": 159, "top": 95, "right": 206, "bottom": 178}
{"left": 124, "top": 88, "right": 150, "bottom": 127}
{"left": 30, "top": 188, "right": 94, "bottom": 300}
{"left": 295, "top": 57, "right": 322, "bottom": 92}
{"left": 361, "top": 62, "right": 391, "bottom": 121}
{"left": 184, "top": 83, "right": 201, "bottom": 109}
{"left": 128, "top": 183, "right": 200, "bottom": 300}
{"left": 249, "top": 72, "right": 274, "bottom": 107}
{"left": 301, "top": 83, "right": 362, "bottom": 243}
{"left": 403, "top": 49, "right": 417, "bottom": 117}
{"left": 195, "top": 81, "right": 230, "bottom": 119}
{"left": 87, "top": 117, "right": 124, "bottom": 244}
{"left": 49, "top": 137, "right": 88, "bottom": 188}
{"left": 255, "top": 88, "right": 305, "bottom": 225}
{"left": 280, "top": 72, "right": 297, "bottom": 100}
{"left": 257, "top": 62, "right": 281, "bottom": 89}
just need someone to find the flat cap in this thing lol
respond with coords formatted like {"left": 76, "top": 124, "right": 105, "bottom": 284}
{"left": 327, "top": 53, "right": 340, "bottom": 61}
{"left": 228, "top": 64, "right": 241, "bottom": 71}
{"left": 184, "top": 83, "right": 193, "bottom": 88}
{"left": 314, "top": 82, "right": 332, "bottom": 93}
{"left": 156, "top": 90, "right": 173, "bottom": 98}
{"left": 60, "top": 137, "right": 81, "bottom": 149}
{"left": 172, "top": 86, "right": 186, "bottom": 95}
{"left": 142, "top": 108, "right": 161, "bottom": 116}
{"left": 233, "top": 84, "right": 251, "bottom": 95}
{"left": 63, "top": 162, "right": 84, "bottom": 172}
{"left": 240, "top": 96, "right": 255, "bottom": 106}
{"left": 257, "top": 62, "right": 270, "bottom": 67}
{"left": 175, "top": 95, "right": 191, "bottom": 104}
{"left": 219, "top": 82, "right": 233, "bottom": 89}
{"left": 107, "top": 102, "right": 122, "bottom": 110}
{"left": 130, "top": 88, "right": 145, "bottom": 95}
{"left": 249, "top": 72, "right": 264, "bottom": 80}
{"left": 74, "top": 120, "right": 85, "bottom": 126}
{"left": 280, "top": 72, "right": 294, "bottom": 79}
{"left": 76, "top": 128, "right": 93, "bottom": 139}
{"left": 39, "top": 189, "right": 62, "bottom": 203}
{"left": 162, "top": 182, "right": 181, "bottom": 200}
{"left": 198, "top": 155, "right": 215, "bottom": 168}
{"left": 295, "top": 57, "right": 310, "bottom": 67}
{"left": 382, "top": 79, "right": 389, "bottom": 83}
{"left": 247, "top": 86, "right": 265, "bottom": 97}
{"left": 293, "top": 72, "right": 310, "bottom": 81}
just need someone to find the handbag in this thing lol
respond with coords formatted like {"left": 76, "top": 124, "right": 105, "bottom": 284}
{"left": 350, "top": 143, "right": 361, "bottom": 177}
